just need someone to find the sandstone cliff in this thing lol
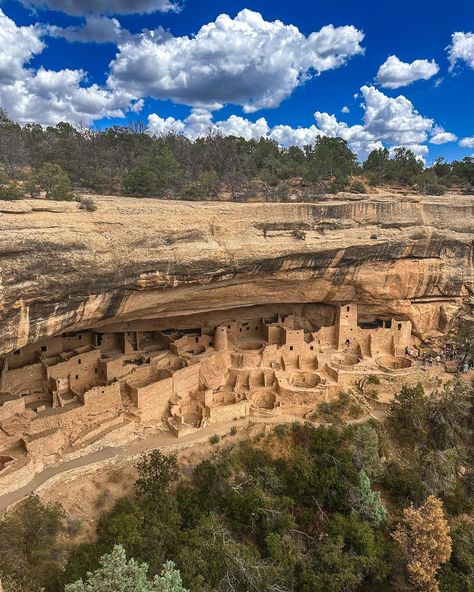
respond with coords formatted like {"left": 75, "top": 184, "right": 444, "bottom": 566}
{"left": 0, "top": 193, "right": 472, "bottom": 355}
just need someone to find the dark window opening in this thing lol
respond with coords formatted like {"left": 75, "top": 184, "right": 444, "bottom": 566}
{"left": 40, "top": 346, "right": 47, "bottom": 352}
{"left": 78, "top": 359, "right": 81, "bottom": 364}
{"left": 310, "top": 346, "right": 314, "bottom": 350}
{"left": 95, "top": 368, "right": 98, "bottom": 374}
{"left": 346, "top": 306, "right": 350, "bottom": 312}
{"left": 398, "top": 323, "right": 402, "bottom": 330}
{"left": 195, "top": 337, "right": 199, "bottom": 343}
{"left": 290, "top": 346, "right": 294, "bottom": 351}
{"left": 75, "top": 374, "right": 79, "bottom": 380}
{"left": 78, "top": 335, "right": 82, "bottom": 340}
{"left": 14, "top": 350, "right": 20, "bottom": 355}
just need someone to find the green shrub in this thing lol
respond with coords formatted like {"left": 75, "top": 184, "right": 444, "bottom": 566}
{"left": 348, "top": 403, "right": 364, "bottom": 418}
{"left": 366, "top": 375, "right": 381, "bottom": 385}
{"left": 77, "top": 196, "right": 98, "bottom": 211}
{"left": 209, "top": 434, "right": 220, "bottom": 445}
{"left": 292, "top": 229, "right": 306, "bottom": 240}
{"left": 327, "top": 177, "right": 348, "bottom": 194}
{"left": 424, "top": 183, "right": 445, "bottom": 196}
{"left": 0, "top": 181, "right": 24, "bottom": 200}
{"left": 366, "top": 388, "right": 379, "bottom": 400}
{"left": 274, "top": 424, "right": 290, "bottom": 438}
{"left": 349, "top": 180, "right": 367, "bottom": 193}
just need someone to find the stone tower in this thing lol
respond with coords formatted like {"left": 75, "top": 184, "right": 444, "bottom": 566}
{"left": 213, "top": 325, "right": 228, "bottom": 351}
{"left": 336, "top": 303, "right": 358, "bottom": 349}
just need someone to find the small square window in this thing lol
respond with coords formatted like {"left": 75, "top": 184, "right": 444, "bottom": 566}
{"left": 290, "top": 346, "right": 293, "bottom": 351}
{"left": 75, "top": 374, "right": 79, "bottom": 380}
{"left": 310, "top": 346, "right": 314, "bottom": 350}
{"left": 78, "top": 335, "right": 82, "bottom": 340}
{"left": 346, "top": 306, "right": 350, "bottom": 312}
{"left": 14, "top": 350, "right": 20, "bottom": 355}
{"left": 78, "top": 359, "right": 81, "bottom": 364}
{"left": 95, "top": 368, "right": 98, "bottom": 374}
{"left": 40, "top": 345, "right": 47, "bottom": 352}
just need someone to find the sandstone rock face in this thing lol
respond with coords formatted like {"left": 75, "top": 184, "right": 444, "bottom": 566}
{"left": 0, "top": 193, "right": 472, "bottom": 355}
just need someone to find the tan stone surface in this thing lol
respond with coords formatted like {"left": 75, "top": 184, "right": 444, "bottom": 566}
{"left": 1, "top": 193, "right": 472, "bottom": 356}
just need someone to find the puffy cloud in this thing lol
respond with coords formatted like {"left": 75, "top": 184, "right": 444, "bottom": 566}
{"left": 341, "top": 105, "right": 350, "bottom": 113}
{"left": 47, "top": 16, "right": 131, "bottom": 44}
{"left": 447, "top": 32, "right": 474, "bottom": 70}
{"left": 147, "top": 85, "right": 437, "bottom": 161}
{"left": 361, "top": 85, "right": 433, "bottom": 146}
{"left": 459, "top": 136, "right": 474, "bottom": 148}
{"left": 0, "top": 9, "right": 44, "bottom": 83}
{"left": 268, "top": 124, "right": 322, "bottom": 147}
{"left": 147, "top": 113, "right": 186, "bottom": 136}
{"left": 429, "top": 130, "right": 457, "bottom": 144}
{"left": 215, "top": 114, "right": 270, "bottom": 140}
{"left": 108, "top": 9, "right": 364, "bottom": 112}
{"left": 390, "top": 144, "right": 429, "bottom": 157}
{"left": 19, "top": 0, "right": 179, "bottom": 16}
{"left": 0, "top": 9, "right": 133, "bottom": 126}
{"left": 148, "top": 109, "right": 271, "bottom": 141}
{"left": 1, "top": 68, "right": 132, "bottom": 126}
{"left": 376, "top": 55, "right": 439, "bottom": 88}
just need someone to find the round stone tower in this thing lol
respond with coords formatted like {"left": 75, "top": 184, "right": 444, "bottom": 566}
{"left": 213, "top": 325, "right": 228, "bottom": 351}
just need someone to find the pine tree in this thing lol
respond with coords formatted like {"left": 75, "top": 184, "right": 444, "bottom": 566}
{"left": 349, "top": 470, "right": 387, "bottom": 526}
{"left": 65, "top": 545, "right": 188, "bottom": 592}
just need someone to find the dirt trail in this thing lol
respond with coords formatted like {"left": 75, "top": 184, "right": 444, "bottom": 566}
{"left": 0, "top": 410, "right": 386, "bottom": 513}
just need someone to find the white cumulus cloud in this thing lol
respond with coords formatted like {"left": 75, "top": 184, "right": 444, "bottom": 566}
{"left": 147, "top": 85, "right": 439, "bottom": 161}
{"left": 341, "top": 105, "right": 350, "bottom": 113}
{"left": 448, "top": 32, "right": 474, "bottom": 70}
{"left": 108, "top": 9, "right": 364, "bottom": 112}
{"left": 0, "top": 9, "right": 133, "bottom": 126}
{"left": 459, "top": 136, "right": 474, "bottom": 148}
{"left": 376, "top": 55, "right": 439, "bottom": 88}
{"left": 19, "top": 0, "right": 179, "bottom": 16}
{"left": 361, "top": 85, "right": 433, "bottom": 146}
{"left": 0, "top": 9, "right": 44, "bottom": 84}
{"left": 429, "top": 130, "right": 457, "bottom": 144}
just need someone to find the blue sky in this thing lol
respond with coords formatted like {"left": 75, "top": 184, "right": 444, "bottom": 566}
{"left": 0, "top": 0, "right": 473, "bottom": 162}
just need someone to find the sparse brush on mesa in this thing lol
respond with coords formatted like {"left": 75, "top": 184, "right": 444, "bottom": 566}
{"left": 0, "top": 111, "right": 472, "bottom": 201}
{"left": 77, "top": 196, "right": 98, "bottom": 211}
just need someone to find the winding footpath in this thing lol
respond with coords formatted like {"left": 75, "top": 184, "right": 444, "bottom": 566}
{"left": 0, "top": 410, "right": 386, "bottom": 513}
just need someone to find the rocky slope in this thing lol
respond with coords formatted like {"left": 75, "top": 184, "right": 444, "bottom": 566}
{"left": 0, "top": 192, "right": 472, "bottom": 355}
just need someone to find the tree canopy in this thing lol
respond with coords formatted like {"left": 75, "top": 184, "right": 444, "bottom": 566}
{"left": 0, "top": 112, "right": 472, "bottom": 201}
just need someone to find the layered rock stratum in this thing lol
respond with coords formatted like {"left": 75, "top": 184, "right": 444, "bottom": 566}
{"left": 0, "top": 192, "right": 473, "bottom": 355}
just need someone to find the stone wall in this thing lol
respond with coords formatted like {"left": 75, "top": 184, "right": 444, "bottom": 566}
{"left": 81, "top": 383, "right": 122, "bottom": 413}
{"left": 3, "top": 363, "right": 44, "bottom": 396}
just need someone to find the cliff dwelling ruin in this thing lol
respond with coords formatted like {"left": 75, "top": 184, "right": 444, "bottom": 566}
{"left": 0, "top": 300, "right": 449, "bottom": 494}
{"left": 0, "top": 192, "right": 472, "bottom": 499}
